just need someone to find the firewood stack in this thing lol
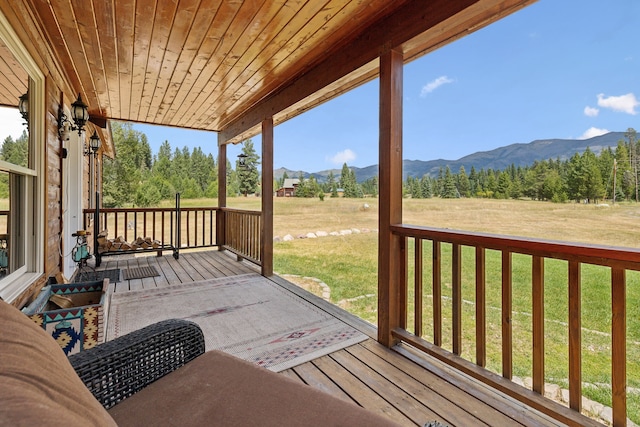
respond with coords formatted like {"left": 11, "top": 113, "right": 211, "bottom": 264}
{"left": 97, "top": 230, "right": 162, "bottom": 253}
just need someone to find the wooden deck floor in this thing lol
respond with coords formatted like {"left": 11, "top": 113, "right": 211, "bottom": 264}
{"left": 94, "top": 250, "right": 566, "bottom": 427}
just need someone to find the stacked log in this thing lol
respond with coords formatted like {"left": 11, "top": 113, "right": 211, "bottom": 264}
{"left": 97, "top": 229, "right": 162, "bottom": 253}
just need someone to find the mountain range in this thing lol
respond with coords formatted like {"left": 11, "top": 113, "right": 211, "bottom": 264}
{"left": 274, "top": 131, "right": 627, "bottom": 183}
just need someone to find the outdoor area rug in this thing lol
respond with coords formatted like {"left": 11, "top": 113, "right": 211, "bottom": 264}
{"left": 107, "top": 273, "right": 367, "bottom": 372}
{"left": 74, "top": 268, "right": 120, "bottom": 283}
{"left": 123, "top": 266, "right": 160, "bottom": 280}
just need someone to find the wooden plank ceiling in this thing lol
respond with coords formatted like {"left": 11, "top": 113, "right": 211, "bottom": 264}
{"left": 0, "top": 38, "right": 28, "bottom": 109}
{"left": 8, "top": 0, "right": 534, "bottom": 143}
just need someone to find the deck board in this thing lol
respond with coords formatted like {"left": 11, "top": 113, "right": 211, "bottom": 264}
{"left": 95, "top": 250, "right": 571, "bottom": 427}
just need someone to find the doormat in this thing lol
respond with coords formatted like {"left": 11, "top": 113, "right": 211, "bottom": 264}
{"left": 74, "top": 268, "right": 120, "bottom": 283}
{"left": 107, "top": 273, "right": 368, "bottom": 372}
{"left": 123, "top": 266, "right": 160, "bottom": 280}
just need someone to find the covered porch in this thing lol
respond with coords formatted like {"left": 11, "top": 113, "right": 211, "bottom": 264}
{"left": 93, "top": 249, "right": 569, "bottom": 426}
{"left": 0, "top": 0, "right": 632, "bottom": 425}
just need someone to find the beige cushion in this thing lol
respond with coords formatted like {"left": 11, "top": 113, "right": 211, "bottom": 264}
{"left": 0, "top": 300, "right": 116, "bottom": 427}
{"left": 109, "top": 350, "right": 400, "bottom": 427}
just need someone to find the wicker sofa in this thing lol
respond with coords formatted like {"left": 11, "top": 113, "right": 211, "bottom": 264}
{"left": 0, "top": 299, "right": 400, "bottom": 426}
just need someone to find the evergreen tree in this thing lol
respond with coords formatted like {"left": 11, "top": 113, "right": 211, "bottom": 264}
{"left": 340, "top": 164, "right": 360, "bottom": 198}
{"left": 483, "top": 170, "right": 497, "bottom": 198}
{"left": 347, "top": 169, "right": 363, "bottom": 197}
{"left": 435, "top": 167, "right": 444, "bottom": 197}
{"left": 582, "top": 148, "right": 605, "bottom": 202}
{"left": 597, "top": 147, "right": 615, "bottom": 199}
{"left": 615, "top": 141, "right": 632, "bottom": 200}
{"left": 468, "top": 166, "right": 478, "bottom": 196}
{"left": 361, "top": 176, "right": 377, "bottom": 196}
{"left": 625, "top": 128, "right": 638, "bottom": 201}
{"left": 421, "top": 175, "right": 432, "bottom": 198}
{"left": 566, "top": 152, "right": 585, "bottom": 202}
{"left": 441, "top": 166, "right": 458, "bottom": 198}
{"left": 103, "top": 122, "right": 151, "bottom": 206}
{"left": 541, "top": 169, "right": 565, "bottom": 202}
{"left": 495, "top": 171, "right": 512, "bottom": 199}
{"left": 0, "top": 132, "right": 28, "bottom": 198}
{"left": 0, "top": 131, "right": 28, "bottom": 167}
{"left": 457, "top": 166, "right": 470, "bottom": 197}
{"left": 409, "top": 176, "right": 422, "bottom": 198}
{"left": 327, "top": 171, "right": 338, "bottom": 197}
{"left": 237, "top": 139, "right": 260, "bottom": 196}
{"left": 339, "top": 163, "right": 350, "bottom": 190}
{"left": 226, "top": 158, "right": 240, "bottom": 196}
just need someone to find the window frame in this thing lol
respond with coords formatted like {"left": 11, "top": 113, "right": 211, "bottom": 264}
{"left": 0, "top": 10, "right": 45, "bottom": 302}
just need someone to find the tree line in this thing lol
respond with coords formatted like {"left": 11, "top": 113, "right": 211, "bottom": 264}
{"left": 405, "top": 129, "right": 639, "bottom": 203}
{"left": 282, "top": 163, "right": 377, "bottom": 199}
{"left": 102, "top": 122, "right": 638, "bottom": 206}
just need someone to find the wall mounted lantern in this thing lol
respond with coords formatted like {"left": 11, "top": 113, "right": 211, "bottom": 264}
{"left": 58, "top": 93, "right": 89, "bottom": 140}
{"left": 237, "top": 153, "right": 248, "bottom": 169}
{"left": 85, "top": 131, "right": 101, "bottom": 156}
{"left": 18, "top": 92, "right": 28, "bottom": 125}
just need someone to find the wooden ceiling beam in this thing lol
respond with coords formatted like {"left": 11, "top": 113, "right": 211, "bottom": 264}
{"left": 218, "top": 0, "right": 478, "bottom": 143}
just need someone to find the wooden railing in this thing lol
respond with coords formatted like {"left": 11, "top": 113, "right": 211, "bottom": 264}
{"left": 84, "top": 205, "right": 180, "bottom": 265}
{"left": 390, "top": 224, "right": 639, "bottom": 427}
{"left": 83, "top": 195, "right": 263, "bottom": 267}
{"left": 221, "top": 207, "right": 262, "bottom": 265}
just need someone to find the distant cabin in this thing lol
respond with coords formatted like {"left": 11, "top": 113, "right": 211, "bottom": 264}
{"left": 276, "top": 178, "right": 300, "bottom": 197}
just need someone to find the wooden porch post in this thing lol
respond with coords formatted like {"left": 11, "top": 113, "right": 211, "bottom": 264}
{"left": 378, "top": 47, "right": 404, "bottom": 347}
{"left": 261, "top": 118, "right": 274, "bottom": 276}
{"left": 217, "top": 136, "right": 227, "bottom": 250}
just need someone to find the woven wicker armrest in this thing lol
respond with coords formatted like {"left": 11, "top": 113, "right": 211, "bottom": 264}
{"left": 68, "top": 319, "right": 205, "bottom": 409}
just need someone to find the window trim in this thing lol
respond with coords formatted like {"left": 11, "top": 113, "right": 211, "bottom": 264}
{"left": 0, "top": 10, "right": 45, "bottom": 303}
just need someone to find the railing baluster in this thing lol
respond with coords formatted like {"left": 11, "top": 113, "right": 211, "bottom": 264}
{"left": 568, "top": 261, "right": 582, "bottom": 412}
{"left": 532, "top": 255, "right": 545, "bottom": 394}
{"left": 414, "top": 238, "right": 423, "bottom": 337}
{"left": 186, "top": 210, "right": 191, "bottom": 247}
{"left": 611, "top": 267, "right": 626, "bottom": 427}
{"left": 210, "top": 209, "right": 214, "bottom": 246}
{"left": 115, "top": 212, "right": 119, "bottom": 240}
{"left": 399, "top": 236, "right": 408, "bottom": 330}
{"left": 433, "top": 240, "right": 442, "bottom": 346}
{"left": 161, "top": 211, "right": 165, "bottom": 245}
{"left": 201, "top": 209, "right": 205, "bottom": 246}
{"left": 194, "top": 210, "right": 198, "bottom": 247}
{"left": 476, "top": 246, "right": 486, "bottom": 367}
{"left": 452, "top": 243, "right": 462, "bottom": 355}
{"left": 502, "top": 251, "right": 512, "bottom": 379}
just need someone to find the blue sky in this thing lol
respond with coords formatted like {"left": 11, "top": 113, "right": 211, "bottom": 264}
{"left": 2, "top": 0, "right": 638, "bottom": 173}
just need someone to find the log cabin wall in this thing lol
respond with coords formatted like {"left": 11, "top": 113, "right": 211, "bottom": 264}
{"left": 45, "top": 78, "right": 63, "bottom": 283}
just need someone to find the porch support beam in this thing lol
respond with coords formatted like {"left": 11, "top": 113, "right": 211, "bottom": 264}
{"left": 378, "top": 47, "right": 404, "bottom": 347}
{"left": 216, "top": 137, "right": 227, "bottom": 250}
{"left": 261, "top": 117, "right": 274, "bottom": 276}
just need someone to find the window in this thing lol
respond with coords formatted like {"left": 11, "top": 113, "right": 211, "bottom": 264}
{"left": 0, "top": 10, "right": 45, "bottom": 302}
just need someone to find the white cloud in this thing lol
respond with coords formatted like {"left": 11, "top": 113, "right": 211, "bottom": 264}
{"left": 328, "top": 149, "right": 356, "bottom": 165}
{"left": 597, "top": 93, "right": 639, "bottom": 115}
{"left": 579, "top": 127, "right": 609, "bottom": 140}
{"left": 0, "top": 107, "right": 26, "bottom": 142}
{"left": 420, "top": 76, "right": 454, "bottom": 97}
{"left": 583, "top": 106, "right": 599, "bottom": 117}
